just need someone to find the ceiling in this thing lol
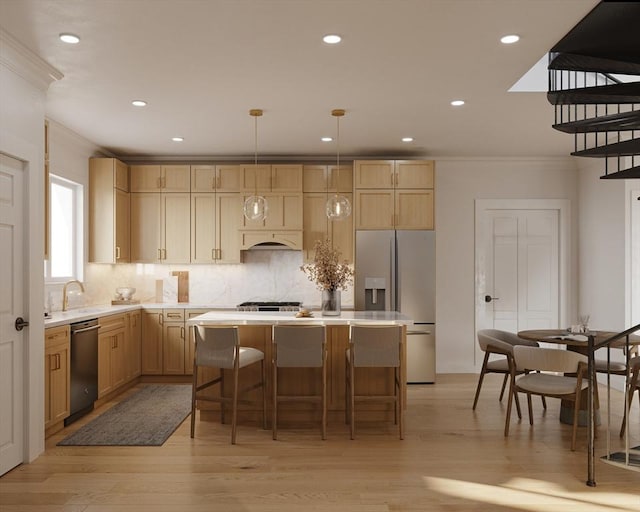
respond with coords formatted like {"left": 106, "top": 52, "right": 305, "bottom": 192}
{"left": 0, "top": 0, "right": 600, "bottom": 161}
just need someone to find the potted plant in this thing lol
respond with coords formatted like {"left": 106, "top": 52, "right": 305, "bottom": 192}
{"left": 300, "top": 239, "right": 354, "bottom": 316}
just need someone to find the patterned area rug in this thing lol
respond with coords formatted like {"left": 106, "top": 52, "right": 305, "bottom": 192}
{"left": 58, "top": 384, "right": 192, "bottom": 446}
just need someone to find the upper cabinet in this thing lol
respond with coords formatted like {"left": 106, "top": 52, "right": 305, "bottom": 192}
{"left": 303, "top": 165, "right": 353, "bottom": 193}
{"left": 130, "top": 165, "right": 191, "bottom": 192}
{"left": 241, "top": 164, "right": 302, "bottom": 192}
{"left": 191, "top": 165, "right": 240, "bottom": 192}
{"left": 89, "top": 157, "right": 131, "bottom": 263}
{"left": 354, "top": 160, "right": 434, "bottom": 230}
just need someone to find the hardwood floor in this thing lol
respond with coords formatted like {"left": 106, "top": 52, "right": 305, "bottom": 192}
{"left": 1, "top": 374, "right": 639, "bottom": 511}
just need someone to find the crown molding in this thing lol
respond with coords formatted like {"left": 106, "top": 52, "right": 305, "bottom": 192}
{"left": 0, "top": 28, "right": 63, "bottom": 92}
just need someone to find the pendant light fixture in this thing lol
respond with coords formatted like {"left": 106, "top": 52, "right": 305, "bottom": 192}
{"left": 326, "top": 109, "right": 352, "bottom": 221}
{"left": 243, "top": 109, "right": 268, "bottom": 221}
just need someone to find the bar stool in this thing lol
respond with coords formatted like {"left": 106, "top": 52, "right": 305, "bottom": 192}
{"left": 190, "top": 325, "right": 267, "bottom": 444}
{"left": 345, "top": 324, "right": 404, "bottom": 439}
{"left": 272, "top": 324, "right": 327, "bottom": 440}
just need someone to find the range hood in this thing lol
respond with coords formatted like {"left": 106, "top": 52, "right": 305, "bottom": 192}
{"left": 240, "top": 231, "right": 303, "bottom": 251}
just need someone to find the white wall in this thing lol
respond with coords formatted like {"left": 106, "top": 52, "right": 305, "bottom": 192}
{"left": 435, "top": 158, "right": 579, "bottom": 373}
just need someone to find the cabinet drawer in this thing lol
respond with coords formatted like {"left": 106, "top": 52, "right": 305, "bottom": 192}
{"left": 45, "top": 325, "right": 70, "bottom": 347}
{"left": 163, "top": 309, "right": 185, "bottom": 322}
{"left": 99, "top": 313, "right": 126, "bottom": 333}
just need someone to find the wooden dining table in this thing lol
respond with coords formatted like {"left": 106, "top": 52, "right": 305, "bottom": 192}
{"left": 517, "top": 328, "right": 640, "bottom": 487}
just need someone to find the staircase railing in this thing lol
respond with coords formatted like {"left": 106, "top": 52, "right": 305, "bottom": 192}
{"left": 591, "top": 324, "right": 640, "bottom": 480}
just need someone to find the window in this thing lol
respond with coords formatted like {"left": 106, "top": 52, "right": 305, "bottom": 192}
{"left": 45, "top": 174, "right": 83, "bottom": 282}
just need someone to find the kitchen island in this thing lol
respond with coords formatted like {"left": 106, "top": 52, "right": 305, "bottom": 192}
{"left": 188, "top": 310, "right": 412, "bottom": 427}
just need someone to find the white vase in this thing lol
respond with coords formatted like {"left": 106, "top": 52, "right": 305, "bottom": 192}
{"left": 321, "top": 289, "right": 341, "bottom": 316}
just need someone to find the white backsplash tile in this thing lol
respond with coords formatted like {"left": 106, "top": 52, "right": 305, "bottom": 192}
{"left": 76, "top": 250, "right": 354, "bottom": 310}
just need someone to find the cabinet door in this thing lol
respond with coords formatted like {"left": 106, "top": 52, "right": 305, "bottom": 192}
{"left": 330, "top": 192, "right": 353, "bottom": 263}
{"left": 131, "top": 193, "right": 162, "bottom": 262}
{"left": 264, "top": 193, "right": 302, "bottom": 230}
{"left": 303, "top": 165, "right": 329, "bottom": 192}
{"left": 395, "top": 189, "right": 434, "bottom": 229}
{"left": 395, "top": 160, "right": 434, "bottom": 189}
{"left": 162, "top": 193, "right": 191, "bottom": 262}
{"left": 114, "top": 159, "right": 129, "bottom": 192}
{"left": 355, "top": 190, "right": 395, "bottom": 229}
{"left": 162, "top": 165, "right": 190, "bottom": 192}
{"left": 354, "top": 160, "right": 394, "bottom": 189}
{"left": 163, "top": 322, "right": 186, "bottom": 374}
{"left": 217, "top": 193, "right": 242, "bottom": 263}
{"left": 191, "top": 193, "right": 216, "bottom": 263}
{"left": 130, "top": 165, "right": 162, "bottom": 192}
{"left": 111, "top": 330, "right": 126, "bottom": 390}
{"left": 216, "top": 165, "right": 240, "bottom": 191}
{"left": 45, "top": 341, "right": 70, "bottom": 427}
{"left": 98, "top": 331, "right": 113, "bottom": 397}
{"left": 115, "top": 188, "right": 130, "bottom": 262}
{"left": 191, "top": 165, "right": 216, "bottom": 192}
{"left": 329, "top": 165, "right": 353, "bottom": 193}
{"left": 141, "top": 310, "right": 163, "bottom": 375}
{"left": 271, "top": 164, "right": 302, "bottom": 192}
{"left": 129, "top": 311, "right": 142, "bottom": 379}
{"left": 303, "top": 193, "right": 329, "bottom": 262}
{"left": 240, "top": 165, "right": 272, "bottom": 192}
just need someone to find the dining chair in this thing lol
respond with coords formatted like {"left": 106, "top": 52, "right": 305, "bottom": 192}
{"left": 272, "top": 324, "right": 327, "bottom": 440}
{"left": 505, "top": 345, "right": 588, "bottom": 451}
{"left": 619, "top": 355, "right": 640, "bottom": 438}
{"left": 473, "top": 329, "right": 545, "bottom": 416}
{"left": 190, "top": 325, "right": 267, "bottom": 444}
{"left": 346, "top": 324, "right": 404, "bottom": 440}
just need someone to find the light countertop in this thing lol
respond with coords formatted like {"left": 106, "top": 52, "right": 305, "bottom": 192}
{"left": 188, "top": 310, "right": 413, "bottom": 326}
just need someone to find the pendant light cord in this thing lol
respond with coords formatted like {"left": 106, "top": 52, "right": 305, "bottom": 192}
{"left": 254, "top": 113, "right": 258, "bottom": 197}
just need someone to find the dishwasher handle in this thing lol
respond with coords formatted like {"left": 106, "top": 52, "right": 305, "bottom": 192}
{"left": 72, "top": 324, "right": 101, "bottom": 334}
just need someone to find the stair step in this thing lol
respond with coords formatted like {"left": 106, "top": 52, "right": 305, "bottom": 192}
{"left": 600, "top": 164, "right": 640, "bottom": 180}
{"left": 553, "top": 110, "right": 640, "bottom": 133}
{"left": 571, "top": 138, "right": 640, "bottom": 157}
{"left": 601, "top": 445, "right": 640, "bottom": 471}
{"left": 549, "top": 53, "right": 640, "bottom": 75}
{"left": 548, "top": 82, "right": 640, "bottom": 105}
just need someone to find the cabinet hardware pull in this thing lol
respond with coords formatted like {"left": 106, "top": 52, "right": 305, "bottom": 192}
{"left": 181, "top": 327, "right": 185, "bottom": 339}
{"left": 163, "top": 248, "right": 167, "bottom": 260}
{"left": 157, "top": 248, "right": 162, "bottom": 260}
{"left": 116, "top": 246, "right": 121, "bottom": 260}
{"left": 216, "top": 175, "right": 221, "bottom": 189}
{"left": 395, "top": 173, "right": 399, "bottom": 186}
{"left": 391, "top": 173, "right": 394, "bottom": 186}
{"left": 56, "top": 353, "right": 61, "bottom": 370}
{"left": 212, "top": 177, "right": 216, "bottom": 190}
{"left": 159, "top": 314, "right": 164, "bottom": 325}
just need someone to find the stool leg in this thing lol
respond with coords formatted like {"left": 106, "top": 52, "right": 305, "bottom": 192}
{"left": 231, "top": 364, "right": 239, "bottom": 445}
{"left": 261, "top": 359, "right": 267, "bottom": 430}
{"left": 190, "top": 363, "right": 198, "bottom": 438}
{"left": 273, "top": 363, "right": 278, "bottom": 440}
{"left": 322, "top": 356, "right": 327, "bottom": 440}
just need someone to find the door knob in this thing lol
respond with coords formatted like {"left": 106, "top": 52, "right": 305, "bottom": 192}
{"left": 15, "top": 317, "right": 30, "bottom": 331}
{"left": 484, "top": 295, "right": 499, "bottom": 303}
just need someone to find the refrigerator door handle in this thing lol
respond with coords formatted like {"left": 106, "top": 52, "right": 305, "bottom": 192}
{"left": 407, "top": 330, "right": 431, "bottom": 335}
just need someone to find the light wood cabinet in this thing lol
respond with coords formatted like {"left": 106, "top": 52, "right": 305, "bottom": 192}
{"left": 125, "top": 310, "right": 141, "bottom": 382}
{"left": 97, "top": 314, "right": 126, "bottom": 398}
{"left": 141, "top": 309, "right": 163, "bottom": 375}
{"left": 191, "top": 192, "right": 242, "bottom": 263}
{"left": 241, "top": 192, "right": 303, "bottom": 230}
{"left": 241, "top": 164, "right": 302, "bottom": 192}
{"left": 130, "top": 192, "right": 191, "bottom": 263}
{"left": 130, "top": 165, "right": 190, "bottom": 192}
{"left": 354, "top": 160, "right": 434, "bottom": 230}
{"left": 239, "top": 230, "right": 303, "bottom": 250}
{"left": 303, "top": 192, "right": 353, "bottom": 263}
{"left": 162, "top": 309, "right": 186, "bottom": 375}
{"left": 89, "top": 157, "right": 130, "bottom": 263}
{"left": 191, "top": 165, "right": 240, "bottom": 192}
{"left": 44, "top": 325, "right": 70, "bottom": 430}
{"left": 303, "top": 165, "right": 353, "bottom": 193}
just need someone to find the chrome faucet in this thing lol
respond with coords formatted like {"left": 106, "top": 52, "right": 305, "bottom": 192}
{"left": 62, "top": 280, "right": 85, "bottom": 311}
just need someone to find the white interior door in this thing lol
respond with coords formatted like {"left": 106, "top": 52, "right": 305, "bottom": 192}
{"left": 475, "top": 200, "right": 567, "bottom": 339}
{"left": 0, "top": 154, "right": 25, "bottom": 475}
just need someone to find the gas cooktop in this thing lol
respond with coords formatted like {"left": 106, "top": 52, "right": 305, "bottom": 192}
{"left": 237, "top": 301, "right": 302, "bottom": 312}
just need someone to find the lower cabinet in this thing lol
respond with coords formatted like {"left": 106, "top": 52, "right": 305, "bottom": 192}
{"left": 125, "top": 310, "right": 142, "bottom": 381}
{"left": 141, "top": 309, "right": 163, "bottom": 374}
{"left": 163, "top": 309, "right": 186, "bottom": 374}
{"left": 44, "top": 325, "right": 70, "bottom": 430}
{"left": 98, "top": 314, "right": 127, "bottom": 398}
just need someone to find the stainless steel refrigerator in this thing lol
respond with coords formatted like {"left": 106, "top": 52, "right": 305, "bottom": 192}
{"left": 355, "top": 230, "right": 436, "bottom": 383}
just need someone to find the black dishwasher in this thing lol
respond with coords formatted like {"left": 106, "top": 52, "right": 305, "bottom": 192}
{"left": 65, "top": 318, "right": 99, "bottom": 426}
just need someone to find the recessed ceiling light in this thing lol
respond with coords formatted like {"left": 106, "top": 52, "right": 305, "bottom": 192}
{"left": 131, "top": 100, "right": 147, "bottom": 107}
{"left": 321, "top": 137, "right": 333, "bottom": 142}
{"left": 451, "top": 100, "right": 465, "bottom": 106}
{"left": 172, "top": 137, "right": 184, "bottom": 142}
{"left": 59, "top": 33, "right": 80, "bottom": 44}
{"left": 500, "top": 34, "right": 520, "bottom": 44}
{"left": 323, "top": 34, "right": 342, "bottom": 44}
{"left": 402, "top": 137, "right": 414, "bottom": 142}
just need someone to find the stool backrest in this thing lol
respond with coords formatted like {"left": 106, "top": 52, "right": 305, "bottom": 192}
{"left": 273, "top": 324, "right": 326, "bottom": 368}
{"left": 477, "top": 329, "right": 538, "bottom": 353}
{"left": 514, "top": 345, "right": 586, "bottom": 373}
{"left": 351, "top": 324, "right": 402, "bottom": 368}
{"left": 195, "top": 325, "right": 238, "bottom": 369}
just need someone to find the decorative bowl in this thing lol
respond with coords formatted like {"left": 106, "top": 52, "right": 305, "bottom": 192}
{"left": 116, "top": 287, "right": 136, "bottom": 300}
